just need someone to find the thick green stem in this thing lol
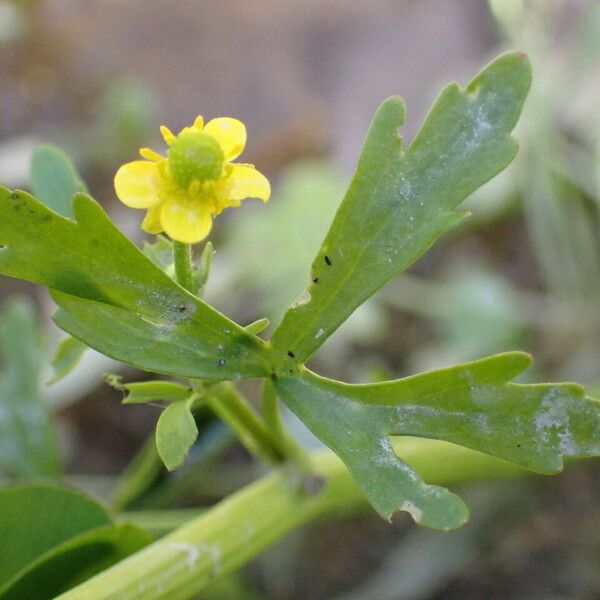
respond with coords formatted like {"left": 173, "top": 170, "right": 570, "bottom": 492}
{"left": 56, "top": 439, "right": 525, "bottom": 600}
{"left": 173, "top": 241, "right": 195, "bottom": 293}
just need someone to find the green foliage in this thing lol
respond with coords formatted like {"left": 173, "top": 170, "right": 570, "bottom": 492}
{"left": 0, "top": 485, "right": 151, "bottom": 599}
{"left": 194, "top": 241, "right": 214, "bottom": 292}
{"left": 29, "top": 144, "right": 87, "bottom": 219}
{"left": 108, "top": 378, "right": 193, "bottom": 405}
{"left": 143, "top": 237, "right": 213, "bottom": 293}
{"left": 0, "top": 485, "right": 111, "bottom": 586}
{"left": 3, "top": 52, "right": 600, "bottom": 532}
{"left": 0, "top": 524, "right": 151, "bottom": 600}
{"left": 276, "top": 352, "right": 600, "bottom": 527}
{"left": 0, "top": 188, "right": 270, "bottom": 380}
{"left": 0, "top": 298, "right": 59, "bottom": 479}
{"left": 156, "top": 397, "right": 198, "bottom": 470}
{"left": 270, "top": 52, "right": 531, "bottom": 362}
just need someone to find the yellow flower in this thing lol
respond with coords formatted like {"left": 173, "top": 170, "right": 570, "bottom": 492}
{"left": 114, "top": 116, "right": 270, "bottom": 243}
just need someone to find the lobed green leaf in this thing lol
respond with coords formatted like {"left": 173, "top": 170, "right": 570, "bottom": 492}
{"left": 271, "top": 52, "right": 532, "bottom": 362}
{"left": 0, "top": 188, "right": 271, "bottom": 380}
{"left": 275, "top": 352, "right": 600, "bottom": 529}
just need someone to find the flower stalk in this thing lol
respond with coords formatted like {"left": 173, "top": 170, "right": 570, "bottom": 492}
{"left": 173, "top": 242, "right": 196, "bottom": 294}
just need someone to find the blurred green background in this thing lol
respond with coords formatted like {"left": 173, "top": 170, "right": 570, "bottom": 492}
{"left": 0, "top": 0, "right": 599, "bottom": 598}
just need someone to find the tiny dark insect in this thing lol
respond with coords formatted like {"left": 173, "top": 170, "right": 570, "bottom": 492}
{"left": 312, "top": 277, "right": 319, "bottom": 284}
{"left": 218, "top": 358, "right": 226, "bottom": 367}
{"left": 324, "top": 255, "right": 332, "bottom": 266}
{"left": 287, "top": 351, "right": 295, "bottom": 358}
{"left": 178, "top": 305, "right": 187, "bottom": 312}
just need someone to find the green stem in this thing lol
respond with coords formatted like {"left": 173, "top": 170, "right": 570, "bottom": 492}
{"left": 173, "top": 241, "right": 195, "bottom": 293}
{"left": 261, "top": 379, "right": 311, "bottom": 470}
{"left": 206, "top": 383, "right": 283, "bottom": 464}
{"left": 55, "top": 439, "right": 525, "bottom": 600}
{"left": 261, "top": 378, "right": 283, "bottom": 435}
{"left": 110, "top": 435, "right": 163, "bottom": 511}
{"left": 171, "top": 244, "right": 283, "bottom": 467}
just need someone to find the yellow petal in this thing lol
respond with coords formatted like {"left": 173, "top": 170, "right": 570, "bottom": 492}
{"left": 114, "top": 161, "right": 160, "bottom": 208}
{"left": 160, "top": 198, "right": 213, "bottom": 244}
{"left": 193, "top": 115, "right": 204, "bottom": 130}
{"left": 141, "top": 204, "right": 163, "bottom": 234}
{"left": 203, "top": 117, "right": 247, "bottom": 161}
{"left": 214, "top": 163, "right": 270, "bottom": 210}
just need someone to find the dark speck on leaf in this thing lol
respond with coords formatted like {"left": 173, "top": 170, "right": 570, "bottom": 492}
{"left": 302, "top": 474, "right": 326, "bottom": 495}
{"left": 324, "top": 255, "right": 332, "bottom": 266}
{"left": 312, "top": 277, "right": 319, "bottom": 284}
{"left": 287, "top": 351, "right": 295, "bottom": 358}
{"left": 270, "top": 373, "right": 278, "bottom": 381}
{"left": 218, "top": 358, "right": 226, "bottom": 367}
{"left": 178, "top": 304, "right": 187, "bottom": 312}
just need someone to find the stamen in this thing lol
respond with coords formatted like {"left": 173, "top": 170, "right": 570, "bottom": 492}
{"left": 193, "top": 115, "right": 204, "bottom": 129}
{"left": 139, "top": 147, "right": 163, "bottom": 161}
{"left": 160, "top": 125, "right": 176, "bottom": 145}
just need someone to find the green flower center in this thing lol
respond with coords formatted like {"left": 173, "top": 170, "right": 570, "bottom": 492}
{"left": 167, "top": 131, "right": 224, "bottom": 190}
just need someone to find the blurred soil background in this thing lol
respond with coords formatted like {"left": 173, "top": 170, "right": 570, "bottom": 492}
{"left": 1, "top": 0, "right": 600, "bottom": 598}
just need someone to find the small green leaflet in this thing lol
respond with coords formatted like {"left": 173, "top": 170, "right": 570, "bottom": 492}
{"left": 116, "top": 380, "right": 193, "bottom": 405}
{"left": 29, "top": 144, "right": 87, "bottom": 219}
{"left": 194, "top": 241, "right": 214, "bottom": 292}
{"left": 271, "top": 52, "right": 532, "bottom": 362}
{"left": 0, "top": 188, "right": 270, "bottom": 380}
{"left": 275, "top": 352, "right": 600, "bottom": 529}
{"left": 156, "top": 397, "right": 198, "bottom": 470}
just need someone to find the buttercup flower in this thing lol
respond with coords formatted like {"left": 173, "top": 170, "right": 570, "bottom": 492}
{"left": 114, "top": 116, "right": 270, "bottom": 243}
